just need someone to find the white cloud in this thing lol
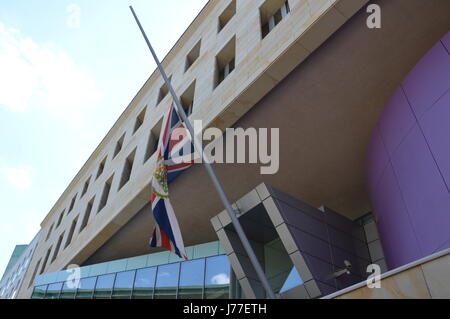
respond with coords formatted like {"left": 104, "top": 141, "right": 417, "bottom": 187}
{"left": 66, "top": 3, "right": 82, "bottom": 29}
{"left": 5, "top": 166, "right": 33, "bottom": 190}
{"left": 0, "top": 23, "right": 100, "bottom": 115}
{"left": 211, "top": 273, "right": 230, "bottom": 285}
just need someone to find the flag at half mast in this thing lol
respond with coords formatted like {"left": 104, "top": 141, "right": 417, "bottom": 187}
{"left": 150, "top": 102, "right": 197, "bottom": 260}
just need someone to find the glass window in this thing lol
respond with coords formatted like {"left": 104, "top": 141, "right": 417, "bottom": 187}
{"left": 264, "top": 238, "right": 294, "bottom": 293}
{"left": 205, "top": 255, "right": 230, "bottom": 299}
{"left": 178, "top": 259, "right": 205, "bottom": 299}
{"left": 279, "top": 267, "right": 303, "bottom": 294}
{"left": 273, "top": 8, "right": 283, "bottom": 25}
{"left": 133, "top": 267, "right": 156, "bottom": 299}
{"left": 60, "top": 281, "right": 77, "bottom": 299}
{"left": 45, "top": 282, "right": 63, "bottom": 299}
{"left": 154, "top": 263, "right": 180, "bottom": 299}
{"left": 112, "top": 270, "right": 135, "bottom": 299}
{"left": 76, "top": 277, "right": 96, "bottom": 299}
{"left": 93, "top": 273, "right": 115, "bottom": 299}
{"left": 31, "top": 285, "right": 47, "bottom": 299}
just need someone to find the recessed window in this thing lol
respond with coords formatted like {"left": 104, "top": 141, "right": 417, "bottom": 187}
{"left": 218, "top": 0, "right": 236, "bottom": 33}
{"left": 56, "top": 210, "right": 65, "bottom": 228}
{"left": 157, "top": 76, "right": 172, "bottom": 105}
{"left": 51, "top": 232, "right": 64, "bottom": 262}
{"left": 119, "top": 149, "right": 136, "bottom": 190}
{"left": 98, "top": 175, "right": 113, "bottom": 213}
{"left": 45, "top": 223, "right": 54, "bottom": 242}
{"left": 133, "top": 107, "right": 147, "bottom": 134}
{"left": 215, "top": 36, "right": 236, "bottom": 88}
{"left": 260, "top": 0, "right": 290, "bottom": 39}
{"left": 180, "top": 81, "right": 196, "bottom": 117}
{"left": 28, "top": 259, "right": 41, "bottom": 288}
{"left": 144, "top": 119, "right": 162, "bottom": 163}
{"left": 40, "top": 247, "right": 52, "bottom": 274}
{"left": 113, "top": 134, "right": 126, "bottom": 158}
{"left": 81, "top": 177, "right": 91, "bottom": 198}
{"left": 185, "top": 40, "right": 201, "bottom": 72}
{"left": 68, "top": 194, "right": 77, "bottom": 214}
{"left": 80, "top": 197, "right": 95, "bottom": 232}
{"left": 64, "top": 216, "right": 78, "bottom": 249}
{"left": 96, "top": 157, "right": 107, "bottom": 179}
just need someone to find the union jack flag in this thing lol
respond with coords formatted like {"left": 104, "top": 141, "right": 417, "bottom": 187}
{"left": 149, "top": 103, "right": 196, "bottom": 259}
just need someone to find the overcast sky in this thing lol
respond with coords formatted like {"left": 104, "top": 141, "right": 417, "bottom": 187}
{"left": 0, "top": 0, "right": 208, "bottom": 278}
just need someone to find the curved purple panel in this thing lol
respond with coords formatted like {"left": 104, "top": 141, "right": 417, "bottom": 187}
{"left": 367, "top": 32, "right": 450, "bottom": 269}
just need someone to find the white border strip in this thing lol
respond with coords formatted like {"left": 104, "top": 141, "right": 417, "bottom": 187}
{"left": 322, "top": 248, "right": 450, "bottom": 299}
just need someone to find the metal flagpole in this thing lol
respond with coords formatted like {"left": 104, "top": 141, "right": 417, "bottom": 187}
{"left": 129, "top": 6, "right": 276, "bottom": 299}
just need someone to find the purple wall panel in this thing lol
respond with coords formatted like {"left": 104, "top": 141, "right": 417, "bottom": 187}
{"left": 420, "top": 91, "right": 450, "bottom": 191}
{"left": 367, "top": 32, "right": 450, "bottom": 268}
{"left": 370, "top": 165, "right": 422, "bottom": 268}
{"left": 402, "top": 39, "right": 450, "bottom": 117}
{"left": 378, "top": 88, "right": 416, "bottom": 157}
{"left": 390, "top": 126, "right": 450, "bottom": 256}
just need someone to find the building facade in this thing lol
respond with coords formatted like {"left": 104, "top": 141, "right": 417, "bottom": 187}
{"left": 2, "top": 0, "right": 449, "bottom": 299}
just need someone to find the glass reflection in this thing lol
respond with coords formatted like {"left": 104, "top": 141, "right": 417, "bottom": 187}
{"left": 93, "top": 273, "right": 115, "bottom": 299}
{"left": 112, "top": 270, "right": 135, "bottom": 299}
{"left": 133, "top": 267, "right": 156, "bottom": 299}
{"left": 32, "top": 285, "right": 47, "bottom": 299}
{"left": 178, "top": 259, "right": 205, "bottom": 299}
{"left": 60, "top": 281, "right": 77, "bottom": 299}
{"left": 76, "top": 277, "right": 96, "bottom": 299}
{"left": 154, "top": 263, "right": 180, "bottom": 299}
{"left": 205, "top": 255, "right": 230, "bottom": 299}
{"left": 31, "top": 253, "right": 231, "bottom": 300}
{"left": 264, "top": 238, "right": 294, "bottom": 293}
{"left": 45, "top": 282, "right": 63, "bottom": 299}
{"left": 279, "top": 267, "right": 303, "bottom": 293}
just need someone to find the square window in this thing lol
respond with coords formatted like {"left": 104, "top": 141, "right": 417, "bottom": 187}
{"left": 218, "top": 0, "right": 236, "bottom": 32}
{"left": 260, "top": 0, "right": 290, "bottom": 39}
{"left": 185, "top": 40, "right": 201, "bottom": 72}
{"left": 98, "top": 175, "right": 113, "bottom": 213}
{"left": 113, "top": 134, "right": 126, "bottom": 158}
{"left": 157, "top": 76, "right": 172, "bottom": 105}
{"left": 96, "top": 156, "right": 107, "bottom": 179}
{"left": 180, "top": 81, "right": 196, "bottom": 117}
{"left": 133, "top": 107, "right": 147, "bottom": 134}
{"left": 119, "top": 149, "right": 136, "bottom": 190}
{"left": 215, "top": 36, "right": 236, "bottom": 88}
{"left": 144, "top": 119, "right": 162, "bottom": 163}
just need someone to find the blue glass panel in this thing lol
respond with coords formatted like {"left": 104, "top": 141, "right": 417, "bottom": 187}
{"left": 179, "top": 259, "right": 205, "bottom": 287}
{"left": 112, "top": 270, "right": 135, "bottom": 299}
{"left": 45, "top": 282, "right": 63, "bottom": 299}
{"left": 279, "top": 267, "right": 303, "bottom": 293}
{"left": 31, "top": 285, "right": 47, "bottom": 299}
{"left": 133, "top": 267, "right": 156, "bottom": 299}
{"left": 60, "top": 280, "right": 77, "bottom": 299}
{"left": 205, "top": 255, "right": 230, "bottom": 286}
{"left": 178, "top": 259, "right": 205, "bottom": 299}
{"left": 154, "top": 263, "right": 180, "bottom": 299}
{"left": 205, "top": 255, "right": 230, "bottom": 299}
{"left": 94, "top": 273, "right": 115, "bottom": 299}
{"left": 76, "top": 277, "right": 96, "bottom": 299}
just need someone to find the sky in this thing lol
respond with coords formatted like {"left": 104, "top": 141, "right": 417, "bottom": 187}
{"left": 0, "top": 0, "right": 208, "bottom": 278}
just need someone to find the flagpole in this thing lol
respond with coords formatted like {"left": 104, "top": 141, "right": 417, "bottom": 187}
{"left": 129, "top": 6, "right": 276, "bottom": 299}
